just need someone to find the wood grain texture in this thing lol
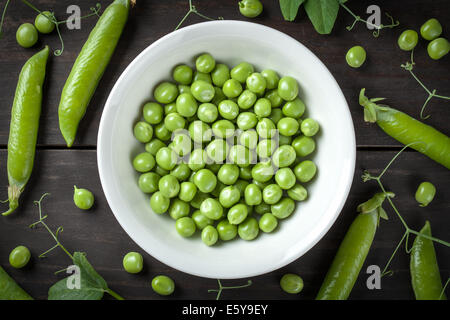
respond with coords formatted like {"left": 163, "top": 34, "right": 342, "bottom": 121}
{"left": 0, "top": 0, "right": 449, "bottom": 147}
{"left": 0, "top": 0, "right": 449, "bottom": 301}
{"left": 0, "top": 149, "right": 448, "bottom": 300}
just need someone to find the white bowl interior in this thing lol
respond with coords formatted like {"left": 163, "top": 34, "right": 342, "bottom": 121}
{"left": 98, "top": 21, "right": 355, "bottom": 279}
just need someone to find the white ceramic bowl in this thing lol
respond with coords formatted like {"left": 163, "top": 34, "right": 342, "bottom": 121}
{"left": 98, "top": 21, "right": 355, "bottom": 279}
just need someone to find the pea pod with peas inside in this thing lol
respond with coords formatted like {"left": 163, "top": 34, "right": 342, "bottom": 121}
{"left": 58, "top": 0, "right": 134, "bottom": 147}
{"left": 2, "top": 46, "right": 49, "bottom": 216}
{"left": 316, "top": 193, "right": 392, "bottom": 300}
{"left": 359, "top": 89, "right": 450, "bottom": 169}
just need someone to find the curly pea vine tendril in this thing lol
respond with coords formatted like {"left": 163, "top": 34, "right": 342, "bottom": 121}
{"left": 175, "top": 0, "right": 224, "bottom": 31}
{"left": 29, "top": 193, "right": 74, "bottom": 260}
{"left": 401, "top": 50, "right": 450, "bottom": 120}
{"left": 340, "top": 2, "right": 399, "bottom": 37}
{"left": 362, "top": 143, "right": 450, "bottom": 278}
{"left": 20, "top": 0, "right": 101, "bottom": 56}
{"left": 207, "top": 279, "right": 253, "bottom": 300}
{"left": 0, "top": 0, "right": 10, "bottom": 38}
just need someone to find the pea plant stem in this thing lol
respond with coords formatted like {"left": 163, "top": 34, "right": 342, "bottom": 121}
{"left": 401, "top": 50, "right": 450, "bottom": 119}
{"left": 106, "top": 288, "right": 125, "bottom": 300}
{"left": 175, "top": 0, "right": 223, "bottom": 31}
{"left": 362, "top": 144, "right": 450, "bottom": 277}
{"left": 0, "top": 0, "right": 10, "bottom": 38}
{"left": 339, "top": 2, "right": 399, "bottom": 37}
{"left": 208, "top": 279, "right": 253, "bottom": 300}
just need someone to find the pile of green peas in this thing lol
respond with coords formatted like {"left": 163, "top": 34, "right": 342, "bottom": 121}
{"left": 132, "top": 53, "right": 320, "bottom": 246}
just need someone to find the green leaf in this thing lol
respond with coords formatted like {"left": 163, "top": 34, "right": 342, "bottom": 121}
{"left": 279, "top": 0, "right": 306, "bottom": 21}
{"left": 48, "top": 252, "right": 108, "bottom": 300}
{"left": 304, "top": 0, "right": 340, "bottom": 34}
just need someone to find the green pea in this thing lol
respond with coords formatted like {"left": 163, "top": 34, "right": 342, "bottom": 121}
{"left": 282, "top": 98, "right": 305, "bottom": 119}
{"left": 252, "top": 161, "right": 274, "bottom": 183}
{"left": 193, "top": 169, "right": 217, "bottom": 193}
{"left": 240, "top": 130, "right": 258, "bottom": 149}
{"left": 158, "top": 175, "right": 180, "bottom": 198}
{"left": 234, "top": 179, "right": 250, "bottom": 196}
{"left": 287, "top": 183, "right": 308, "bottom": 201}
{"left": 294, "top": 160, "right": 317, "bottom": 183}
{"left": 174, "top": 93, "right": 196, "bottom": 118}
{"left": 189, "top": 120, "right": 212, "bottom": 144}
{"left": 280, "top": 273, "right": 304, "bottom": 294}
{"left": 207, "top": 163, "right": 222, "bottom": 174}
{"left": 138, "top": 172, "right": 160, "bottom": 193}
{"left": 34, "top": 11, "right": 55, "bottom": 34}
{"left": 278, "top": 134, "right": 292, "bottom": 146}
{"left": 265, "top": 89, "right": 284, "bottom": 108}
{"left": 143, "top": 102, "right": 164, "bottom": 125}
{"left": 260, "top": 69, "right": 279, "bottom": 90}
{"left": 239, "top": 0, "right": 263, "bottom": 18}
{"left": 188, "top": 148, "right": 207, "bottom": 171}
{"left": 259, "top": 213, "right": 278, "bottom": 233}
{"left": 244, "top": 184, "right": 262, "bottom": 206}
{"left": 272, "top": 197, "right": 295, "bottom": 219}
{"left": 272, "top": 145, "right": 296, "bottom": 168}
{"left": 133, "top": 121, "right": 153, "bottom": 143}
{"left": 170, "top": 163, "right": 191, "bottom": 182}
{"left": 229, "top": 145, "right": 253, "bottom": 167}
{"left": 246, "top": 72, "right": 267, "bottom": 94}
{"left": 415, "top": 181, "right": 436, "bottom": 207}
{"left": 218, "top": 100, "right": 240, "bottom": 120}
{"left": 169, "top": 199, "right": 190, "bottom": 220}
{"left": 154, "top": 82, "right": 178, "bottom": 104}
{"left": 427, "top": 37, "right": 450, "bottom": 60}
{"left": 201, "top": 225, "right": 219, "bottom": 246}
{"left": 301, "top": 118, "right": 319, "bottom": 137}
{"left": 238, "top": 217, "right": 259, "bottom": 241}
{"left": 193, "top": 71, "right": 212, "bottom": 83}
{"left": 191, "top": 191, "right": 209, "bottom": 209}
{"left": 133, "top": 152, "right": 156, "bottom": 172}
{"left": 420, "top": 18, "right": 442, "bottom": 41}
{"left": 237, "top": 112, "right": 258, "bottom": 130}
{"left": 9, "top": 246, "right": 31, "bottom": 269}
{"left": 275, "top": 167, "right": 296, "bottom": 189}
{"left": 155, "top": 147, "right": 178, "bottom": 171}
{"left": 219, "top": 185, "right": 241, "bottom": 208}
{"left": 151, "top": 275, "right": 175, "bottom": 296}
{"left": 177, "top": 181, "right": 197, "bottom": 202}
{"left": 190, "top": 210, "right": 212, "bottom": 230}
{"left": 292, "top": 136, "right": 315, "bottom": 157}
{"left": 178, "top": 85, "right": 191, "bottom": 95}
{"left": 227, "top": 203, "right": 248, "bottom": 225}
{"left": 269, "top": 108, "right": 283, "bottom": 125}
{"left": 164, "top": 113, "right": 185, "bottom": 132}
{"left": 16, "top": 23, "right": 38, "bottom": 48}
{"left": 256, "top": 139, "right": 276, "bottom": 158}
{"left": 262, "top": 184, "right": 282, "bottom": 204}
{"left": 212, "top": 87, "right": 227, "bottom": 106}
{"left": 278, "top": 76, "right": 298, "bottom": 101}
{"left": 206, "top": 139, "right": 229, "bottom": 163}
{"left": 196, "top": 53, "right": 216, "bottom": 73}
{"left": 345, "top": 45, "right": 367, "bottom": 68}
{"left": 150, "top": 191, "right": 170, "bottom": 214}
{"left": 173, "top": 64, "right": 193, "bottom": 85}
{"left": 222, "top": 79, "right": 243, "bottom": 98}
{"left": 211, "top": 63, "right": 230, "bottom": 87}
{"left": 200, "top": 198, "right": 223, "bottom": 220}
{"left": 231, "top": 62, "right": 254, "bottom": 83}
{"left": 255, "top": 203, "right": 271, "bottom": 215}
{"left": 175, "top": 217, "right": 196, "bottom": 237}
{"left": 256, "top": 118, "right": 276, "bottom": 139}
{"left": 252, "top": 179, "right": 271, "bottom": 190}
{"left": 398, "top": 30, "right": 419, "bottom": 51}
{"left": 254, "top": 98, "right": 272, "bottom": 118}
{"left": 155, "top": 165, "right": 169, "bottom": 177}
{"left": 170, "top": 133, "right": 192, "bottom": 156}
{"left": 217, "top": 220, "right": 238, "bottom": 241}
{"left": 239, "top": 166, "right": 253, "bottom": 180}
{"left": 197, "top": 103, "right": 218, "bottom": 123}
{"left": 145, "top": 140, "right": 165, "bottom": 157}
{"left": 122, "top": 252, "right": 143, "bottom": 274}
{"left": 191, "top": 80, "right": 215, "bottom": 103}
{"left": 237, "top": 90, "right": 257, "bottom": 109}
{"left": 278, "top": 117, "right": 299, "bottom": 136}
{"left": 212, "top": 120, "right": 235, "bottom": 139}
{"left": 218, "top": 164, "right": 240, "bottom": 185}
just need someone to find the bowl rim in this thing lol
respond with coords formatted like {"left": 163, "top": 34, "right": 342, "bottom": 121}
{"left": 97, "top": 20, "right": 356, "bottom": 279}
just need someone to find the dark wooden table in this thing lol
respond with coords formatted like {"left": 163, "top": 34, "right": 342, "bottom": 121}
{"left": 0, "top": 0, "right": 449, "bottom": 300}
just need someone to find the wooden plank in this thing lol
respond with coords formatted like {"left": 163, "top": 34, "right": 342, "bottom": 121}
{"left": 0, "top": 0, "right": 449, "bottom": 147}
{"left": 0, "top": 149, "right": 448, "bottom": 300}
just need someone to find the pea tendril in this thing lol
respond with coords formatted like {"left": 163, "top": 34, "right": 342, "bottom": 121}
{"left": 401, "top": 50, "right": 450, "bottom": 120}
{"left": 340, "top": 2, "right": 399, "bottom": 37}
{"left": 175, "top": 0, "right": 223, "bottom": 31}
{"left": 439, "top": 278, "right": 450, "bottom": 300}
{"left": 362, "top": 143, "right": 450, "bottom": 278}
{"left": 208, "top": 279, "right": 253, "bottom": 300}
{"left": 20, "top": 0, "right": 101, "bottom": 56}
{"left": 0, "top": 0, "right": 10, "bottom": 38}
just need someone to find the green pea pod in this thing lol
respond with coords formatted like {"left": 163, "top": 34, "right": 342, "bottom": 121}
{"left": 359, "top": 89, "right": 450, "bottom": 169}
{"left": 410, "top": 221, "right": 446, "bottom": 300}
{"left": 316, "top": 193, "right": 389, "bottom": 300}
{"left": 0, "top": 266, "right": 33, "bottom": 300}
{"left": 2, "top": 46, "right": 49, "bottom": 216}
{"left": 58, "top": 0, "right": 134, "bottom": 147}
